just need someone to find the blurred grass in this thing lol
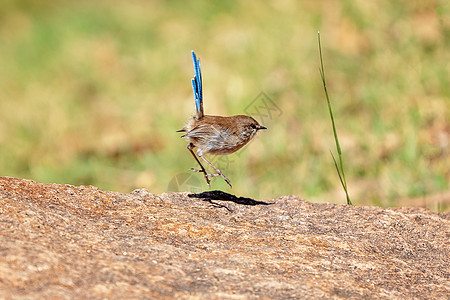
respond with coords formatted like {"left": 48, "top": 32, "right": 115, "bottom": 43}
{"left": 0, "top": 0, "right": 448, "bottom": 209}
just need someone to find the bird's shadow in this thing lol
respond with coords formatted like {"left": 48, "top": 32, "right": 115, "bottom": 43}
{"left": 188, "top": 190, "right": 272, "bottom": 209}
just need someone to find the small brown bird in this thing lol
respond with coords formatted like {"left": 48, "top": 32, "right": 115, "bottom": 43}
{"left": 178, "top": 51, "right": 266, "bottom": 187}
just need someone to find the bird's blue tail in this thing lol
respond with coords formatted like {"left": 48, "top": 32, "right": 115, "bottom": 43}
{"left": 191, "top": 50, "right": 204, "bottom": 119}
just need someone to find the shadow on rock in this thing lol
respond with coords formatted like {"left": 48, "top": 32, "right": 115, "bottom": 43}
{"left": 189, "top": 190, "right": 272, "bottom": 206}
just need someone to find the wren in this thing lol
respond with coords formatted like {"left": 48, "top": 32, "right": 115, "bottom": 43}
{"left": 178, "top": 51, "right": 266, "bottom": 187}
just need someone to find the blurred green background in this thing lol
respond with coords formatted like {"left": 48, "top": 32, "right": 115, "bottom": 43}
{"left": 0, "top": 0, "right": 448, "bottom": 209}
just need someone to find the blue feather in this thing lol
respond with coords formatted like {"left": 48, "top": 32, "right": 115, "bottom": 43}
{"left": 191, "top": 50, "right": 202, "bottom": 113}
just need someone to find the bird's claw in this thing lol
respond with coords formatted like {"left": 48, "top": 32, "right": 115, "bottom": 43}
{"left": 189, "top": 168, "right": 232, "bottom": 188}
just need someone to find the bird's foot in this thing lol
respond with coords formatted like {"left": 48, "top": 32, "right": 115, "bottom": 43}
{"left": 189, "top": 168, "right": 232, "bottom": 188}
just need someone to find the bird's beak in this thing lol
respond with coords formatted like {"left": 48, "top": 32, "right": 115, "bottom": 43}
{"left": 258, "top": 125, "right": 267, "bottom": 130}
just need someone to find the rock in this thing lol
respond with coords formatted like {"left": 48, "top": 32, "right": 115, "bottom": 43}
{"left": 0, "top": 177, "right": 448, "bottom": 299}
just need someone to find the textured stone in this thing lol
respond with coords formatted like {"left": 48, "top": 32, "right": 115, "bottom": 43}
{"left": 0, "top": 177, "right": 448, "bottom": 299}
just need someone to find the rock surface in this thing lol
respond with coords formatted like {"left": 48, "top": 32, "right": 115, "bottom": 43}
{"left": 0, "top": 177, "right": 448, "bottom": 299}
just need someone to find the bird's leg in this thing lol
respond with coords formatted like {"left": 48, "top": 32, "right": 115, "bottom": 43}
{"left": 187, "top": 143, "right": 210, "bottom": 186}
{"left": 198, "top": 154, "right": 232, "bottom": 188}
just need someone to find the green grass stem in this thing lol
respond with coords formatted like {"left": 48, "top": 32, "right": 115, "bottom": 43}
{"left": 318, "top": 32, "right": 353, "bottom": 205}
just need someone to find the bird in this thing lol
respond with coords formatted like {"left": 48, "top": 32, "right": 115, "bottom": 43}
{"left": 178, "top": 51, "right": 266, "bottom": 188}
